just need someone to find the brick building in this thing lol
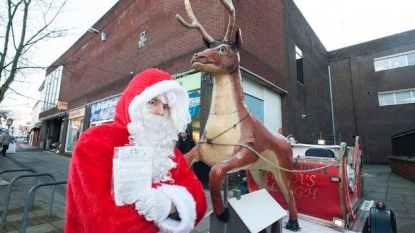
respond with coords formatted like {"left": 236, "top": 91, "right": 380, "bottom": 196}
{"left": 329, "top": 30, "right": 415, "bottom": 163}
{"left": 36, "top": 0, "right": 415, "bottom": 165}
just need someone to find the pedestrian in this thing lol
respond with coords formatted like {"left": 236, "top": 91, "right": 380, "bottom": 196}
{"left": 176, "top": 130, "right": 196, "bottom": 154}
{"left": 65, "top": 68, "right": 207, "bottom": 233}
{"left": 1, "top": 129, "right": 14, "bottom": 157}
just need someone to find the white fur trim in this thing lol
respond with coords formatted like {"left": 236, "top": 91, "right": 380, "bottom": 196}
{"left": 128, "top": 80, "right": 189, "bottom": 121}
{"left": 155, "top": 185, "right": 197, "bottom": 233}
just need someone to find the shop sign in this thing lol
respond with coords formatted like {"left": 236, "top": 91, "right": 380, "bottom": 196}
{"left": 90, "top": 96, "right": 120, "bottom": 122}
{"left": 57, "top": 101, "right": 68, "bottom": 110}
{"left": 175, "top": 72, "right": 201, "bottom": 91}
{"left": 188, "top": 91, "right": 200, "bottom": 119}
{"left": 68, "top": 108, "right": 85, "bottom": 119}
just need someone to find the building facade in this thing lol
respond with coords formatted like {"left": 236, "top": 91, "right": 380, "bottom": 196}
{"left": 36, "top": 0, "right": 415, "bottom": 164}
{"left": 329, "top": 30, "right": 415, "bottom": 163}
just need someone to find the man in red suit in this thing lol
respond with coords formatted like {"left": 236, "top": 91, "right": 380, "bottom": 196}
{"left": 65, "top": 68, "right": 207, "bottom": 233}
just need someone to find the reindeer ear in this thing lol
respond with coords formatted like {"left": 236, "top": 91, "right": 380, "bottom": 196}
{"left": 235, "top": 27, "right": 242, "bottom": 50}
{"left": 203, "top": 37, "right": 211, "bottom": 48}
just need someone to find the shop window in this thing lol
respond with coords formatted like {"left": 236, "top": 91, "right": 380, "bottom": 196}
{"left": 65, "top": 117, "right": 84, "bottom": 152}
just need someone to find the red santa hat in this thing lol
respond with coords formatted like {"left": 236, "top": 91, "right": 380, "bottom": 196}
{"left": 114, "top": 68, "right": 190, "bottom": 132}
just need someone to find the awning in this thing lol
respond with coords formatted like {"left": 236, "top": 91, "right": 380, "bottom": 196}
{"left": 34, "top": 122, "right": 42, "bottom": 129}
{"left": 39, "top": 111, "right": 67, "bottom": 121}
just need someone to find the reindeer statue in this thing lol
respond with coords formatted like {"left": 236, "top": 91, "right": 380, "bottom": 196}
{"left": 176, "top": 0, "right": 299, "bottom": 230}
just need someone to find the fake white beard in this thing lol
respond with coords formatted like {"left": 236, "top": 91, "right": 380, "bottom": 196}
{"left": 128, "top": 106, "right": 178, "bottom": 183}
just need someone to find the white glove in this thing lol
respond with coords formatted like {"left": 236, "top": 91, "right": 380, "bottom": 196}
{"left": 134, "top": 188, "right": 172, "bottom": 222}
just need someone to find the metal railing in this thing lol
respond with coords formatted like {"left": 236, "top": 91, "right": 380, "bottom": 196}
{"left": 21, "top": 180, "right": 67, "bottom": 233}
{"left": 0, "top": 173, "right": 56, "bottom": 227}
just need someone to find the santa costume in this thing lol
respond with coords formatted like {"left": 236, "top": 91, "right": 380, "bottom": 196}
{"left": 65, "top": 68, "right": 207, "bottom": 233}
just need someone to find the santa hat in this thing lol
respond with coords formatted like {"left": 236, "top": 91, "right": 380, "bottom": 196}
{"left": 114, "top": 68, "right": 190, "bottom": 133}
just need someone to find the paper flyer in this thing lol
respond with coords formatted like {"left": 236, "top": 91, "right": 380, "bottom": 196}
{"left": 113, "top": 146, "right": 153, "bottom": 206}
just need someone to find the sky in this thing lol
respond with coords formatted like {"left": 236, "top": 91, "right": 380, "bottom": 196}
{"left": 293, "top": 0, "right": 415, "bottom": 51}
{"left": 0, "top": 0, "right": 119, "bottom": 117}
{"left": 2, "top": 0, "right": 415, "bottom": 117}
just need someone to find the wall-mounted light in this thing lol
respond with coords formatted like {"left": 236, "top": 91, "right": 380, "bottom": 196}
{"left": 88, "top": 28, "right": 106, "bottom": 42}
{"left": 317, "top": 139, "right": 326, "bottom": 145}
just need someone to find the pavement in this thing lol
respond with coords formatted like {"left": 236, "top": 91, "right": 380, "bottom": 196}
{"left": 0, "top": 139, "right": 413, "bottom": 233}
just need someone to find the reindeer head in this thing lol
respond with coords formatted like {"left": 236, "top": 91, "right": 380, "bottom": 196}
{"left": 176, "top": 0, "right": 242, "bottom": 75}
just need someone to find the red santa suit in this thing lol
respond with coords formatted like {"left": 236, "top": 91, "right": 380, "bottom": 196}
{"left": 65, "top": 69, "right": 207, "bottom": 233}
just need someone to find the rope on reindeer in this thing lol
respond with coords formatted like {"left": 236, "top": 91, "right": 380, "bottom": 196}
{"left": 197, "top": 140, "right": 347, "bottom": 173}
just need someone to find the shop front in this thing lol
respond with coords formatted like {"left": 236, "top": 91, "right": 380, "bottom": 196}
{"left": 65, "top": 108, "right": 85, "bottom": 152}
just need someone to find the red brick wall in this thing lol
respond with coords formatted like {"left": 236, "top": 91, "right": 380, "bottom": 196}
{"left": 41, "top": 0, "right": 289, "bottom": 119}
{"left": 389, "top": 157, "right": 415, "bottom": 182}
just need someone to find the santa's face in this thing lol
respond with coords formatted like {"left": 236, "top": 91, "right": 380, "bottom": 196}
{"left": 148, "top": 97, "right": 170, "bottom": 117}
{"left": 128, "top": 95, "right": 178, "bottom": 183}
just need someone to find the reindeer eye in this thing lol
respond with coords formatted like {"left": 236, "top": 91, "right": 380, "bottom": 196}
{"left": 218, "top": 46, "right": 227, "bottom": 53}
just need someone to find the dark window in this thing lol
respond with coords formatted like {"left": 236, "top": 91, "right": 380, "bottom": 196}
{"left": 296, "top": 45, "right": 304, "bottom": 85}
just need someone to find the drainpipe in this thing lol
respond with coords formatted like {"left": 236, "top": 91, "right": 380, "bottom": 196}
{"left": 328, "top": 65, "right": 336, "bottom": 145}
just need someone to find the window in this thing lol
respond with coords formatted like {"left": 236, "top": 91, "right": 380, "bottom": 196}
{"left": 378, "top": 89, "right": 415, "bottom": 106}
{"left": 244, "top": 94, "right": 264, "bottom": 123}
{"left": 40, "top": 65, "right": 62, "bottom": 111}
{"left": 65, "top": 117, "right": 84, "bottom": 152}
{"left": 395, "top": 91, "right": 412, "bottom": 104}
{"left": 408, "top": 53, "right": 415, "bottom": 65}
{"left": 295, "top": 45, "right": 304, "bottom": 84}
{"left": 374, "top": 59, "right": 389, "bottom": 71}
{"left": 374, "top": 51, "right": 415, "bottom": 71}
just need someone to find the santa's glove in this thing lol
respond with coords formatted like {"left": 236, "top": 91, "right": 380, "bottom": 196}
{"left": 134, "top": 188, "right": 172, "bottom": 222}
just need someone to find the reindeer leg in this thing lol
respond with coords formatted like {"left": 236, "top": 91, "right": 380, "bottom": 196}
{"left": 248, "top": 169, "right": 268, "bottom": 191}
{"left": 209, "top": 148, "right": 258, "bottom": 223}
{"left": 183, "top": 145, "right": 202, "bottom": 168}
{"left": 270, "top": 169, "right": 299, "bottom": 231}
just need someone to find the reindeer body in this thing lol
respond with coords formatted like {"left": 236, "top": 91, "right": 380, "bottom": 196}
{"left": 177, "top": 0, "right": 299, "bottom": 230}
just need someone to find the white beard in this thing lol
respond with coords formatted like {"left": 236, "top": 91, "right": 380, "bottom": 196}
{"left": 128, "top": 106, "right": 178, "bottom": 183}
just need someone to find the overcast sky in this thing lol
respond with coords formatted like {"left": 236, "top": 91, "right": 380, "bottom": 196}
{"left": 293, "top": 0, "right": 415, "bottom": 51}
{"left": 3, "top": 0, "right": 415, "bottom": 115}
{"left": 1, "top": 0, "right": 119, "bottom": 115}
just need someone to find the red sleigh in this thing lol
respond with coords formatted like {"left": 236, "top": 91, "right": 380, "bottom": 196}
{"left": 247, "top": 136, "right": 366, "bottom": 230}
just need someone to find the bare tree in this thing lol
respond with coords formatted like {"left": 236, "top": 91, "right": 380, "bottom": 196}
{"left": 0, "top": 110, "right": 9, "bottom": 120}
{"left": 0, "top": 110, "right": 10, "bottom": 129}
{"left": 0, "top": 0, "right": 68, "bottom": 104}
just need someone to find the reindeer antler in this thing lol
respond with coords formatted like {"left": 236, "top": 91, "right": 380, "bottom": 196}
{"left": 176, "top": 0, "right": 236, "bottom": 43}
{"left": 221, "top": 0, "right": 235, "bottom": 42}
{"left": 176, "top": 0, "right": 215, "bottom": 43}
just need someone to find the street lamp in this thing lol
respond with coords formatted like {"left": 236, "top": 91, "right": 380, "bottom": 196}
{"left": 88, "top": 28, "right": 106, "bottom": 42}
